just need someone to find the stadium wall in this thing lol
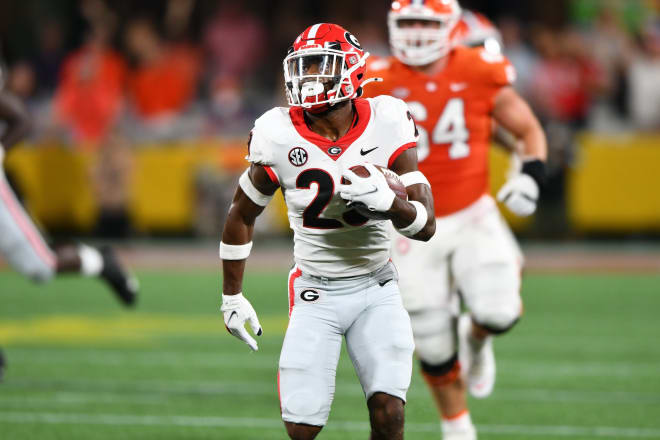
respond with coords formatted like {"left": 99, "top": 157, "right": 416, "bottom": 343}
{"left": 4, "top": 135, "right": 659, "bottom": 235}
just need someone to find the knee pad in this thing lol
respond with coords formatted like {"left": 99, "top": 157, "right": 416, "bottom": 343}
{"left": 473, "top": 315, "right": 521, "bottom": 335}
{"left": 471, "top": 299, "right": 522, "bottom": 334}
{"left": 420, "top": 353, "right": 460, "bottom": 387}
{"left": 409, "top": 308, "right": 455, "bottom": 366}
{"left": 457, "top": 262, "right": 522, "bottom": 333}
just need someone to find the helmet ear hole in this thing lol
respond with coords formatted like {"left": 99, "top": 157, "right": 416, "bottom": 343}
{"left": 356, "top": 86, "right": 363, "bottom": 98}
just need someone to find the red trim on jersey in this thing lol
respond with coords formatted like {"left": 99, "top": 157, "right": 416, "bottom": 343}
{"left": 388, "top": 142, "right": 417, "bottom": 168}
{"left": 0, "top": 177, "right": 56, "bottom": 269}
{"left": 288, "top": 267, "right": 302, "bottom": 316}
{"left": 289, "top": 99, "right": 372, "bottom": 161}
{"left": 263, "top": 166, "right": 279, "bottom": 185}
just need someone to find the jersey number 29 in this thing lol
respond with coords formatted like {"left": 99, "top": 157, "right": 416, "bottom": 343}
{"left": 407, "top": 98, "right": 470, "bottom": 162}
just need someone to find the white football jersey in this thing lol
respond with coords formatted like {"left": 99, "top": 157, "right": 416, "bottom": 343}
{"left": 247, "top": 96, "right": 418, "bottom": 278}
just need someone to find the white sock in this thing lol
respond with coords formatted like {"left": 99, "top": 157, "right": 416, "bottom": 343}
{"left": 78, "top": 244, "right": 104, "bottom": 277}
{"left": 442, "top": 411, "right": 474, "bottom": 433}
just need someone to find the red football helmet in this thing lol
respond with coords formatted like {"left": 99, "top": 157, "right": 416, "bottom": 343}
{"left": 388, "top": 0, "right": 462, "bottom": 66}
{"left": 284, "top": 23, "right": 371, "bottom": 112}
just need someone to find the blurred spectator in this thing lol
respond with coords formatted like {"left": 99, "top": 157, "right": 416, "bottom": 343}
{"left": 628, "top": 20, "right": 660, "bottom": 129}
{"left": 579, "top": 5, "right": 633, "bottom": 123}
{"left": 529, "top": 27, "right": 603, "bottom": 126}
{"left": 499, "top": 16, "right": 538, "bottom": 97}
{"left": 203, "top": 4, "right": 265, "bottom": 123}
{"left": 31, "top": 19, "right": 67, "bottom": 95}
{"left": 164, "top": 0, "right": 196, "bottom": 41}
{"left": 53, "top": 23, "right": 126, "bottom": 146}
{"left": 125, "top": 17, "right": 200, "bottom": 123}
{"left": 91, "top": 133, "right": 134, "bottom": 238}
{"left": 356, "top": 21, "right": 389, "bottom": 58}
{"left": 7, "top": 62, "right": 37, "bottom": 100}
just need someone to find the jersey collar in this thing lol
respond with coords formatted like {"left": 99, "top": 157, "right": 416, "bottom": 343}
{"left": 289, "top": 99, "right": 372, "bottom": 161}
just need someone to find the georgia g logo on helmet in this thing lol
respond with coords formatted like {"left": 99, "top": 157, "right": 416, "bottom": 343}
{"left": 283, "top": 23, "right": 372, "bottom": 112}
{"left": 344, "top": 32, "right": 362, "bottom": 50}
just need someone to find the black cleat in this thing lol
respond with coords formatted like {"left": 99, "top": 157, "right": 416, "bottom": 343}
{"left": 99, "top": 246, "right": 139, "bottom": 307}
{"left": 0, "top": 348, "right": 6, "bottom": 382}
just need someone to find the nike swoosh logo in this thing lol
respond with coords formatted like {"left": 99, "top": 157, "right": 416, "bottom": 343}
{"left": 378, "top": 279, "right": 393, "bottom": 287}
{"left": 227, "top": 311, "right": 238, "bottom": 324}
{"left": 360, "top": 147, "right": 378, "bottom": 156}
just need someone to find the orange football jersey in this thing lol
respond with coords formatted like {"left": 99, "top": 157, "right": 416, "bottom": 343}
{"left": 364, "top": 46, "right": 516, "bottom": 216}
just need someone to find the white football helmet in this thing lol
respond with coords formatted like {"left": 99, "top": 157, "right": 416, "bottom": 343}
{"left": 388, "top": 0, "right": 462, "bottom": 66}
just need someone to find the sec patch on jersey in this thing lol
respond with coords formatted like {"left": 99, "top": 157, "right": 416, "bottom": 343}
{"left": 343, "top": 164, "right": 407, "bottom": 220}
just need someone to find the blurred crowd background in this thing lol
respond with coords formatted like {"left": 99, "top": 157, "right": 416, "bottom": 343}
{"left": 0, "top": 0, "right": 659, "bottom": 240}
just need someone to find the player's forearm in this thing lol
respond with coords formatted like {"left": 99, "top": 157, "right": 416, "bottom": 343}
{"left": 493, "top": 87, "right": 547, "bottom": 162}
{"left": 220, "top": 208, "right": 255, "bottom": 295}
{"left": 389, "top": 191, "right": 435, "bottom": 241}
{"left": 222, "top": 259, "right": 246, "bottom": 295}
{"left": 519, "top": 121, "right": 547, "bottom": 162}
{"left": 493, "top": 124, "right": 520, "bottom": 154}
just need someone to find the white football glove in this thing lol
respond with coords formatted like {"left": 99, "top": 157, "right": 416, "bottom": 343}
{"left": 221, "top": 293, "right": 262, "bottom": 351}
{"left": 497, "top": 173, "right": 539, "bottom": 217}
{"left": 338, "top": 163, "right": 396, "bottom": 213}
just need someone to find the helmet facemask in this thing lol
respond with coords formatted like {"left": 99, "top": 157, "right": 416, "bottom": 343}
{"left": 284, "top": 45, "right": 368, "bottom": 111}
{"left": 388, "top": 7, "right": 461, "bottom": 66}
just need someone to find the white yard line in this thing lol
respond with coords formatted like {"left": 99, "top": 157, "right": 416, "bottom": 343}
{"left": 0, "top": 393, "right": 165, "bottom": 406}
{"left": 0, "top": 412, "right": 659, "bottom": 438}
{"left": 3, "top": 379, "right": 660, "bottom": 405}
{"left": 7, "top": 349, "right": 660, "bottom": 378}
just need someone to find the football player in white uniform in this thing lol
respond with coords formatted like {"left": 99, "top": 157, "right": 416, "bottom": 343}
{"left": 219, "top": 23, "right": 436, "bottom": 440}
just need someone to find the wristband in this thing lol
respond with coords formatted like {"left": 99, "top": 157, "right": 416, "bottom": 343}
{"left": 220, "top": 241, "right": 253, "bottom": 260}
{"left": 396, "top": 200, "right": 427, "bottom": 237}
{"left": 399, "top": 171, "right": 430, "bottom": 188}
{"left": 521, "top": 159, "right": 546, "bottom": 189}
{"left": 239, "top": 169, "right": 273, "bottom": 207}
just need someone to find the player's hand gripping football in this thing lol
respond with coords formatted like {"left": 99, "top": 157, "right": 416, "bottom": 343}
{"left": 497, "top": 173, "right": 539, "bottom": 217}
{"left": 221, "top": 293, "right": 263, "bottom": 351}
{"left": 339, "top": 163, "right": 396, "bottom": 213}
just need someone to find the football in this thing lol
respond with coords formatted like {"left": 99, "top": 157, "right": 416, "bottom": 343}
{"left": 343, "top": 164, "right": 407, "bottom": 220}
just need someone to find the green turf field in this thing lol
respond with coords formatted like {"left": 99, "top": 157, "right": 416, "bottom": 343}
{"left": 1, "top": 269, "right": 659, "bottom": 439}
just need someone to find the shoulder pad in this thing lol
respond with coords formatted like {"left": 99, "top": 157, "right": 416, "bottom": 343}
{"left": 369, "top": 95, "right": 410, "bottom": 123}
{"left": 247, "top": 107, "right": 290, "bottom": 166}
{"left": 459, "top": 47, "right": 516, "bottom": 87}
{"left": 367, "top": 96, "right": 418, "bottom": 150}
